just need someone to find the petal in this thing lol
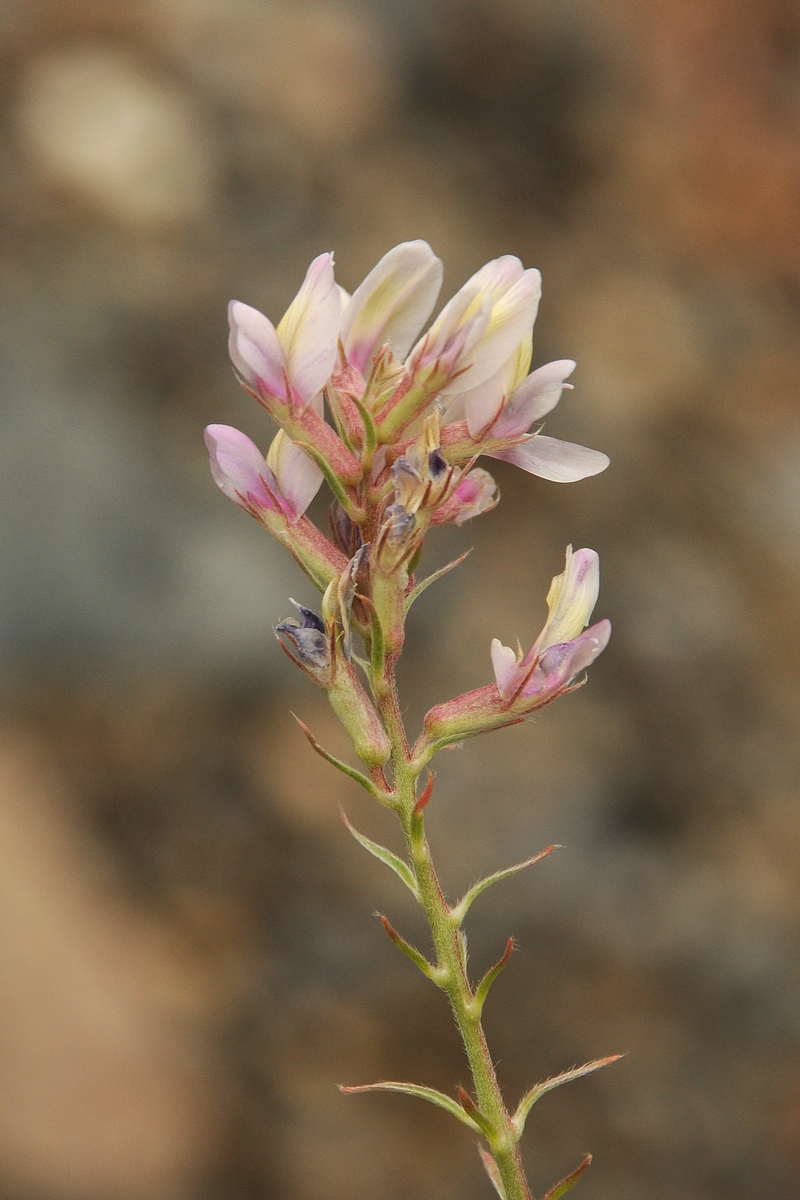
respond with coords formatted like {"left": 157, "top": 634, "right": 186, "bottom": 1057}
{"left": 533, "top": 619, "right": 611, "bottom": 692}
{"left": 266, "top": 429, "right": 324, "bottom": 520}
{"left": 204, "top": 424, "right": 278, "bottom": 510}
{"left": 493, "top": 359, "right": 576, "bottom": 439}
{"left": 462, "top": 333, "right": 534, "bottom": 436}
{"left": 491, "top": 638, "right": 521, "bottom": 700}
{"left": 441, "top": 267, "right": 541, "bottom": 395}
{"left": 276, "top": 252, "right": 341, "bottom": 404}
{"left": 452, "top": 468, "right": 498, "bottom": 524}
{"left": 228, "top": 301, "right": 287, "bottom": 398}
{"left": 540, "top": 546, "right": 600, "bottom": 648}
{"left": 491, "top": 435, "right": 609, "bottom": 483}
{"left": 341, "top": 240, "right": 443, "bottom": 373}
{"left": 462, "top": 367, "right": 507, "bottom": 437}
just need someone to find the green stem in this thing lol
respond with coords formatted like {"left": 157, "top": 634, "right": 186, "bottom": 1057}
{"left": 375, "top": 662, "right": 532, "bottom": 1200}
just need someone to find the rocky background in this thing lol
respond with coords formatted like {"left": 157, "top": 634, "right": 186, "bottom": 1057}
{"left": 1, "top": 1, "right": 800, "bottom": 1198}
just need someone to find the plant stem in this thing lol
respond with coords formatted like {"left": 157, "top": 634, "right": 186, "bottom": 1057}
{"left": 375, "top": 658, "right": 533, "bottom": 1200}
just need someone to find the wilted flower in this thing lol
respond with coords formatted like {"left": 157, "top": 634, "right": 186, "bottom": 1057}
{"left": 276, "top": 600, "right": 330, "bottom": 678}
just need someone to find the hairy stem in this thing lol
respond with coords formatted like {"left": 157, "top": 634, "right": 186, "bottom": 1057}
{"left": 375, "top": 658, "right": 532, "bottom": 1200}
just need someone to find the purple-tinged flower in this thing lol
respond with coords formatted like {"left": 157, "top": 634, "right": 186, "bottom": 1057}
{"left": 204, "top": 424, "right": 322, "bottom": 523}
{"left": 474, "top": 359, "right": 609, "bottom": 484}
{"left": 408, "top": 256, "right": 542, "bottom": 397}
{"left": 228, "top": 252, "right": 341, "bottom": 410}
{"left": 490, "top": 547, "right": 610, "bottom": 701}
{"left": 341, "top": 241, "right": 443, "bottom": 375}
{"left": 431, "top": 468, "right": 498, "bottom": 526}
{"left": 421, "top": 547, "right": 610, "bottom": 748}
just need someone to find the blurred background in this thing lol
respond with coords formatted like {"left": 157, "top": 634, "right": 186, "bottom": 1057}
{"left": 0, "top": 0, "right": 799, "bottom": 1197}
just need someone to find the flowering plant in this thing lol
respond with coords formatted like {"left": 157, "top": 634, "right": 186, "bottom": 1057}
{"left": 206, "top": 242, "right": 618, "bottom": 1200}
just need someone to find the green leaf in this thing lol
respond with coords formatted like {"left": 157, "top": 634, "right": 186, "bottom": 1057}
{"left": 541, "top": 1154, "right": 593, "bottom": 1200}
{"left": 513, "top": 1057, "right": 623, "bottom": 1138}
{"left": 341, "top": 811, "right": 418, "bottom": 897}
{"left": 293, "top": 716, "right": 391, "bottom": 803}
{"left": 406, "top": 550, "right": 472, "bottom": 612}
{"left": 451, "top": 846, "right": 559, "bottom": 926}
{"left": 339, "top": 1080, "right": 482, "bottom": 1134}
{"left": 379, "top": 915, "right": 440, "bottom": 982}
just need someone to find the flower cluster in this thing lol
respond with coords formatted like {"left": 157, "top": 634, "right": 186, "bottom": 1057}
{"left": 206, "top": 241, "right": 610, "bottom": 751}
{"left": 205, "top": 241, "right": 617, "bottom": 1200}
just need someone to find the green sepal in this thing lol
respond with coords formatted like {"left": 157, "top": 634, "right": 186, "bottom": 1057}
{"left": 340, "top": 810, "right": 418, "bottom": 897}
{"left": 512, "top": 1057, "right": 623, "bottom": 1139}
{"left": 338, "top": 1080, "right": 482, "bottom": 1135}
{"left": 451, "top": 846, "right": 559, "bottom": 927}
{"left": 292, "top": 715, "right": 391, "bottom": 803}
{"left": 406, "top": 550, "right": 472, "bottom": 612}
{"left": 352, "top": 392, "right": 378, "bottom": 459}
{"left": 369, "top": 606, "right": 386, "bottom": 680}
{"left": 542, "top": 1154, "right": 593, "bottom": 1200}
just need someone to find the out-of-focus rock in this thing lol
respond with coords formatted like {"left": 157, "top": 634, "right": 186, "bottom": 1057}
{"left": 0, "top": 727, "right": 219, "bottom": 1200}
{"left": 153, "top": 0, "right": 393, "bottom": 147}
{"left": 13, "top": 42, "right": 218, "bottom": 226}
{"left": 562, "top": 270, "right": 708, "bottom": 420}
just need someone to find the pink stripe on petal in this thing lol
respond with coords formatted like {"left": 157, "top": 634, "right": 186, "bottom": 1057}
{"left": 491, "top": 435, "right": 609, "bottom": 483}
{"left": 440, "top": 268, "right": 541, "bottom": 394}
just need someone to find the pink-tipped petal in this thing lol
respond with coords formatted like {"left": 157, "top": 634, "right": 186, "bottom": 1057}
{"left": 491, "top": 638, "right": 521, "bottom": 700}
{"left": 204, "top": 424, "right": 279, "bottom": 511}
{"left": 492, "top": 435, "right": 609, "bottom": 483}
{"left": 266, "top": 429, "right": 324, "bottom": 521}
{"left": 493, "top": 360, "right": 576, "bottom": 439}
{"left": 342, "top": 240, "right": 443, "bottom": 373}
{"left": 228, "top": 301, "right": 287, "bottom": 398}
{"left": 277, "top": 252, "right": 341, "bottom": 404}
